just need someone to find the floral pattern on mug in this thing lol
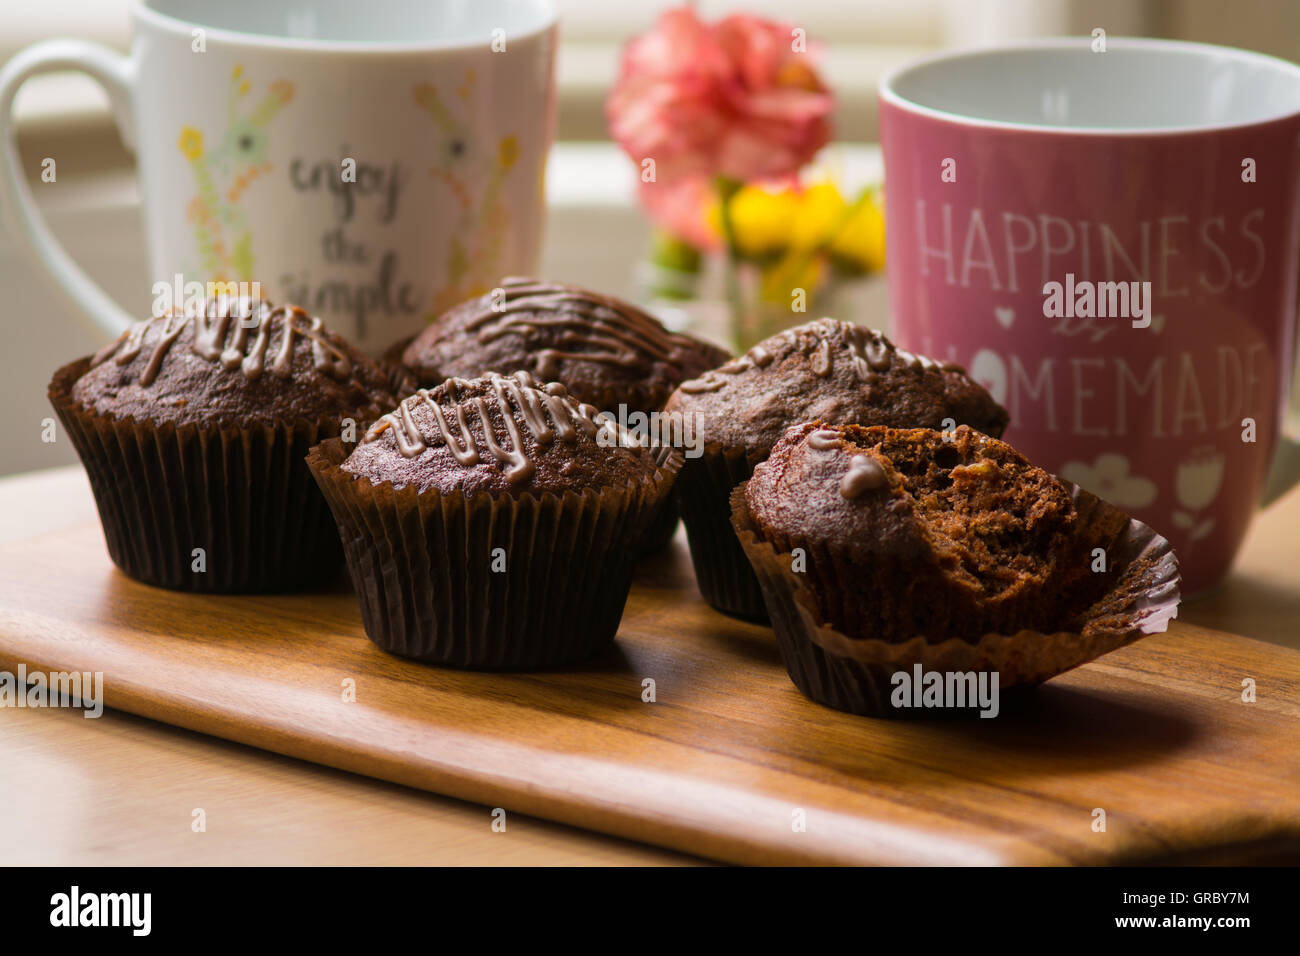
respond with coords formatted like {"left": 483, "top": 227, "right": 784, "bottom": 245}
{"left": 179, "top": 67, "right": 294, "bottom": 281}
{"left": 1171, "top": 448, "right": 1225, "bottom": 542}
{"left": 414, "top": 73, "right": 518, "bottom": 315}
{"left": 1059, "top": 452, "right": 1158, "bottom": 510}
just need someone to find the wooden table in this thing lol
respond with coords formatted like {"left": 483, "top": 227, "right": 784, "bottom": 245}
{"left": 1, "top": 465, "right": 1297, "bottom": 865}
{"left": 0, "top": 466, "right": 694, "bottom": 865}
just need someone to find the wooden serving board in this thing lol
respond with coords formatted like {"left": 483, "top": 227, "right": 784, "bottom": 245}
{"left": 1, "top": 520, "right": 1298, "bottom": 865}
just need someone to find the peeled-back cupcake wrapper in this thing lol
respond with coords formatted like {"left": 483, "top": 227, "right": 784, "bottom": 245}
{"left": 307, "top": 438, "right": 683, "bottom": 670}
{"left": 47, "top": 358, "right": 358, "bottom": 593}
{"left": 675, "top": 442, "right": 769, "bottom": 621}
{"left": 730, "top": 482, "right": 1181, "bottom": 718}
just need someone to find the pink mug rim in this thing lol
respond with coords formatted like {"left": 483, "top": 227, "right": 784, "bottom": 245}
{"left": 880, "top": 37, "right": 1300, "bottom": 138}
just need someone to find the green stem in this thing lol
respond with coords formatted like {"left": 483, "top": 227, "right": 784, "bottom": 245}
{"left": 714, "top": 176, "right": 746, "bottom": 349}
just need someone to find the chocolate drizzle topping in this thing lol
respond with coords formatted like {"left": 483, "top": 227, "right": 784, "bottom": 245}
{"left": 806, "top": 427, "right": 843, "bottom": 451}
{"left": 677, "top": 318, "right": 956, "bottom": 394}
{"left": 839, "top": 454, "right": 888, "bottom": 499}
{"left": 805, "top": 425, "right": 889, "bottom": 499}
{"left": 460, "top": 276, "right": 701, "bottom": 380}
{"left": 90, "top": 298, "right": 353, "bottom": 385}
{"left": 362, "top": 370, "right": 637, "bottom": 486}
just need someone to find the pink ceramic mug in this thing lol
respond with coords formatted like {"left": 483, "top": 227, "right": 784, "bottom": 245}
{"left": 881, "top": 38, "right": 1300, "bottom": 595}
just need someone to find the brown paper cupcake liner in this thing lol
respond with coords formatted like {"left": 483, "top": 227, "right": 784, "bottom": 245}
{"left": 637, "top": 486, "right": 681, "bottom": 556}
{"left": 307, "top": 439, "right": 682, "bottom": 669}
{"left": 730, "top": 482, "right": 1180, "bottom": 717}
{"left": 675, "top": 442, "right": 768, "bottom": 620}
{"left": 47, "top": 357, "right": 382, "bottom": 593}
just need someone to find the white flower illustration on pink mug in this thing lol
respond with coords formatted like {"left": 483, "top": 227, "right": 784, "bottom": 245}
{"left": 1171, "top": 449, "right": 1224, "bottom": 541}
{"left": 1059, "top": 453, "right": 1158, "bottom": 509}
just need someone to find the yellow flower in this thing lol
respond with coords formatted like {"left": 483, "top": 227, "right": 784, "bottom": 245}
{"left": 790, "top": 181, "right": 848, "bottom": 250}
{"left": 232, "top": 65, "right": 244, "bottom": 79}
{"left": 498, "top": 134, "right": 519, "bottom": 170}
{"left": 727, "top": 185, "right": 799, "bottom": 258}
{"left": 829, "top": 192, "right": 886, "bottom": 273}
{"left": 178, "top": 126, "right": 204, "bottom": 161}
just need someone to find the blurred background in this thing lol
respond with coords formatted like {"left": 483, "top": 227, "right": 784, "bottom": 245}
{"left": 3, "top": 0, "right": 1299, "bottom": 475}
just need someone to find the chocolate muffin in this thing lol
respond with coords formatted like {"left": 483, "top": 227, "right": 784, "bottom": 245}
{"left": 307, "top": 370, "right": 682, "bottom": 669}
{"left": 662, "top": 317, "right": 1009, "bottom": 620}
{"left": 397, "top": 277, "right": 728, "bottom": 552}
{"left": 48, "top": 296, "right": 404, "bottom": 592}
{"left": 731, "top": 422, "right": 1180, "bottom": 715}
{"left": 398, "top": 277, "right": 731, "bottom": 412}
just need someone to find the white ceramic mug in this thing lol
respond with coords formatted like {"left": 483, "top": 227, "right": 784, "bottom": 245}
{"left": 0, "top": 0, "right": 557, "bottom": 353}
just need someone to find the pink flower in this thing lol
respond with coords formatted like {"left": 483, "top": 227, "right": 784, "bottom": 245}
{"left": 638, "top": 174, "right": 720, "bottom": 251}
{"left": 606, "top": 8, "right": 833, "bottom": 186}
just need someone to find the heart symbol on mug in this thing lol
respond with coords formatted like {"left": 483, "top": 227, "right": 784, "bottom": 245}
{"left": 994, "top": 307, "right": 1015, "bottom": 330}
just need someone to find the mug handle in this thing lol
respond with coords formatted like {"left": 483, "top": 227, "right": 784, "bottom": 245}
{"left": 0, "top": 40, "right": 137, "bottom": 338}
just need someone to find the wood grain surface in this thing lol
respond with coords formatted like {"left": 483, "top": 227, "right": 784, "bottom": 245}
{"left": 0, "top": 467, "right": 697, "bottom": 865}
{"left": 1, "top": 505, "right": 1298, "bottom": 865}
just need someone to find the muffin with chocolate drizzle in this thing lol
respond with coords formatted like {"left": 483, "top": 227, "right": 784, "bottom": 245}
{"left": 662, "top": 317, "right": 1009, "bottom": 621}
{"left": 307, "top": 370, "right": 682, "bottom": 669}
{"left": 395, "top": 277, "right": 729, "bottom": 553}
{"left": 397, "top": 277, "right": 731, "bottom": 413}
{"left": 48, "top": 296, "right": 405, "bottom": 592}
{"left": 730, "top": 422, "right": 1180, "bottom": 716}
